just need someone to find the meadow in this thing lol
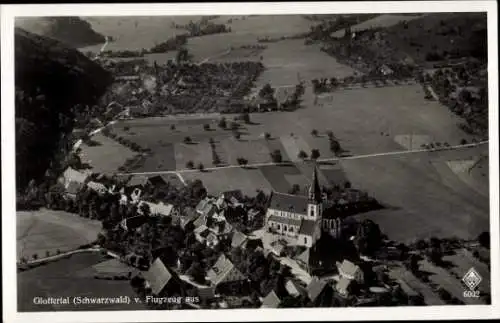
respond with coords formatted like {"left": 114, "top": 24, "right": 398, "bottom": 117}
{"left": 79, "top": 132, "right": 137, "bottom": 174}
{"left": 18, "top": 253, "right": 145, "bottom": 311}
{"left": 17, "top": 209, "right": 102, "bottom": 261}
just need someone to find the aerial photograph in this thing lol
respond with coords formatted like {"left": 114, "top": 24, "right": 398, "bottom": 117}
{"left": 14, "top": 12, "right": 490, "bottom": 311}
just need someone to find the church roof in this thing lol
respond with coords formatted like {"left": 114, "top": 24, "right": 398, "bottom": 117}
{"left": 299, "top": 220, "right": 316, "bottom": 236}
{"left": 268, "top": 192, "right": 308, "bottom": 214}
{"left": 308, "top": 164, "right": 322, "bottom": 204}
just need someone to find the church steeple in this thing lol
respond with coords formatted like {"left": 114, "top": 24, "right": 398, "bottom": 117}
{"left": 308, "top": 164, "right": 322, "bottom": 204}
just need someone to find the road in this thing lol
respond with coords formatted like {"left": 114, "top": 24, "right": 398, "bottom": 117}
{"left": 116, "top": 140, "right": 488, "bottom": 177}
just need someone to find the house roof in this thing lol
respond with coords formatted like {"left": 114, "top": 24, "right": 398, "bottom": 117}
{"left": 145, "top": 201, "right": 174, "bottom": 217}
{"left": 268, "top": 192, "right": 308, "bottom": 214}
{"left": 296, "top": 248, "right": 310, "bottom": 265}
{"left": 127, "top": 175, "right": 149, "bottom": 187}
{"left": 231, "top": 231, "right": 248, "bottom": 248}
{"left": 338, "top": 260, "right": 361, "bottom": 277}
{"left": 260, "top": 290, "right": 281, "bottom": 308}
{"left": 195, "top": 198, "right": 218, "bottom": 217}
{"left": 194, "top": 224, "right": 209, "bottom": 236}
{"left": 222, "top": 190, "right": 243, "bottom": 202}
{"left": 206, "top": 254, "right": 246, "bottom": 286}
{"left": 63, "top": 167, "right": 89, "bottom": 184}
{"left": 336, "top": 276, "right": 352, "bottom": 292}
{"left": 285, "top": 279, "right": 305, "bottom": 297}
{"left": 193, "top": 214, "right": 208, "bottom": 228}
{"left": 307, "top": 277, "right": 328, "bottom": 302}
{"left": 270, "top": 240, "right": 287, "bottom": 255}
{"left": 299, "top": 220, "right": 317, "bottom": 236}
{"left": 66, "top": 181, "right": 83, "bottom": 195}
{"left": 143, "top": 258, "right": 173, "bottom": 295}
{"left": 87, "top": 181, "right": 107, "bottom": 193}
{"left": 268, "top": 215, "right": 302, "bottom": 228}
{"left": 210, "top": 220, "right": 233, "bottom": 236}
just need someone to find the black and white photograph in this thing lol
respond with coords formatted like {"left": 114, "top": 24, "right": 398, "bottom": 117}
{"left": 2, "top": 1, "right": 499, "bottom": 322}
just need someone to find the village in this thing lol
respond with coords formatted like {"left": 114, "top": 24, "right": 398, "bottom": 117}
{"left": 15, "top": 13, "right": 491, "bottom": 311}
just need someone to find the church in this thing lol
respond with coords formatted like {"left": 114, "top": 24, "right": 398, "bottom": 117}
{"left": 265, "top": 165, "right": 343, "bottom": 249}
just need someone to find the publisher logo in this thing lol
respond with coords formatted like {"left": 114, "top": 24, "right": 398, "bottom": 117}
{"left": 462, "top": 267, "right": 482, "bottom": 291}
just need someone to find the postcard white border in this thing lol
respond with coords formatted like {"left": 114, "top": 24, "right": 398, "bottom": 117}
{"left": 2, "top": 1, "right": 499, "bottom": 322}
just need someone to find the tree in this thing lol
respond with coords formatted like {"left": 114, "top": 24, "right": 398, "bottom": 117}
{"left": 203, "top": 124, "right": 210, "bottom": 131}
{"left": 311, "top": 129, "right": 319, "bottom": 137}
{"left": 478, "top": 231, "right": 490, "bottom": 249}
{"left": 330, "top": 140, "right": 341, "bottom": 155}
{"left": 264, "top": 132, "right": 271, "bottom": 140}
{"left": 270, "top": 150, "right": 283, "bottom": 163}
{"left": 298, "top": 150, "right": 308, "bottom": 160}
{"left": 184, "top": 136, "right": 192, "bottom": 144}
{"left": 310, "top": 149, "right": 320, "bottom": 160}
{"left": 187, "top": 261, "right": 206, "bottom": 284}
{"left": 233, "top": 131, "right": 241, "bottom": 140}
{"left": 198, "top": 163, "right": 205, "bottom": 172}
{"left": 209, "top": 138, "right": 215, "bottom": 145}
{"left": 241, "top": 113, "right": 251, "bottom": 124}
{"left": 460, "top": 138, "right": 468, "bottom": 145}
{"left": 407, "top": 254, "right": 420, "bottom": 273}
{"left": 176, "top": 47, "right": 190, "bottom": 64}
{"left": 237, "top": 157, "right": 248, "bottom": 166}
{"left": 259, "top": 83, "right": 275, "bottom": 100}
{"left": 186, "top": 160, "right": 194, "bottom": 169}
{"left": 218, "top": 117, "right": 227, "bottom": 129}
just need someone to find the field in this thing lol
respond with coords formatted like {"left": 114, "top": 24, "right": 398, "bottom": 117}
{"left": 331, "top": 14, "right": 427, "bottom": 38}
{"left": 17, "top": 209, "right": 102, "bottom": 261}
{"left": 18, "top": 253, "right": 145, "bottom": 311}
{"left": 79, "top": 132, "right": 137, "bottom": 174}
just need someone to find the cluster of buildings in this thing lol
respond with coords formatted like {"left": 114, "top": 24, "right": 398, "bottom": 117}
{"left": 60, "top": 164, "right": 377, "bottom": 307}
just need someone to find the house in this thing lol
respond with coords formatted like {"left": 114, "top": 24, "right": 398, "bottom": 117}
{"left": 209, "top": 220, "right": 233, "bottom": 240}
{"left": 137, "top": 201, "right": 175, "bottom": 217}
{"left": 306, "top": 277, "right": 331, "bottom": 305}
{"left": 335, "top": 276, "right": 353, "bottom": 298}
{"left": 274, "top": 86, "right": 297, "bottom": 109}
{"left": 265, "top": 165, "right": 342, "bottom": 249}
{"left": 220, "top": 190, "right": 244, "bottom": 208}
{"left": 336, "top": 260, "right": 364, "bottom": 284}
{"left": 194, "top": 225, "right": 211, "bottom": 243}
{"left": 126, "top": 175, "right": 150, "bottom": 192}
{"left": 143, "top": 258, "right": 181, "bottom": 296}
{"left": 231, "top": 231, "right": 248, "bottom": 249}
{"left": 295, "top": 248, "right": 321, "bottom": 274}
{"left": 171, "top": 207, "right": 200, "bottom": 230}
{"left": 260, "top": 290, "right": 282, "bottom": 308}
{"left": 285, "top": 279, "right": 306, "bottom": 298}
{"left": 206, "top": 254, "right": 247, "bottom": 288}
{"left": 269, "top": 240, "right": 287, "bottom": 257}
{"left": 379, "top": 64, "right": 394, "bottom": 76}
{"left": 86, "top": 181, "right": 108, "bottom": 195}
{"left": 60, "top": 167, "right": 91, "bottom": 199}
{"left": 195, "top": 198, "right": 219, "bottom": 218}
{"left": 205, "top": 231, "right": 220, "bottom": 248}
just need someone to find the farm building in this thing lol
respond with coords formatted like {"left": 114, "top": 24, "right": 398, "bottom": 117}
{"left": 285, "top": 279, "right": 306, "bottom": 298}
{"left": 231, "top": 231, "right": 248, "bottom": 249}
{"left": 336, "top": 259, "right": 364, "bottom": 284}
{"left": 143, "top": 258, "right": 181, "bottom": 296}
{"left": 59, "top": 167, "right": 91, "bottom": 199}
{"left": 274, "top": 86, "right": 297, "bottom": 109}
{"left": 295, "top": 247, "right": 322, "bottom": 275}
{"left": 335, "top": 276, "right": 353, "bottom": 298}
{"left": 137, "top": 201, "right": 175, "bottom": 217}
{"left": 171, "top": 207, "right": 200, "bottom": 230}
{"left": 86, "top": 181, "right": 108, "bottom": 195}
{"left": 260, "top": 290, "right": 282, "bottom": 308}
{"left": 206, "top": 254, "right": 247, "bottom": 288}
{"left": 306, "top": 277, "right": 332, "bottom": 306}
